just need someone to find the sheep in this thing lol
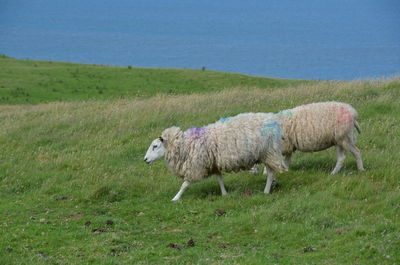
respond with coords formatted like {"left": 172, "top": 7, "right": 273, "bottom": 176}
{"left": 251, "top": 101, "right": 364, "bottom": 185}
{"left": 144, "top": 113, "right": 288, "bottom": 201}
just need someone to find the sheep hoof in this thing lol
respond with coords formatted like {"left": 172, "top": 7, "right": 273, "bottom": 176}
{"left": 330, "top": 168, "right": 340, "bottom": 174}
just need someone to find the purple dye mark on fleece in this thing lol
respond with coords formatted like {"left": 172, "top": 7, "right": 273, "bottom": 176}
{"left": 186, "top": 126, "right": 206, "bottom": 139}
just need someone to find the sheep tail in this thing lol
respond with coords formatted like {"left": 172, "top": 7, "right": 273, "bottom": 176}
{"left": 354, "top": 120, "right": 361, "bottom": 134}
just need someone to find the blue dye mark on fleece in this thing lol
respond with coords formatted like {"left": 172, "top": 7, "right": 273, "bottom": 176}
{"left": 277, "top": 110, "right": 293, "bottom": 116}
{"left": 219, "top": 117, "right": 232, "bottom": 122}
{"left": 261, "top": 121, "right": 281, "bottom": 138}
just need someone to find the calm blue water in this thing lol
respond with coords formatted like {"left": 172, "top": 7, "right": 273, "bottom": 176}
{"left": 1, "top": 0, "right": 399, "bottom": 80}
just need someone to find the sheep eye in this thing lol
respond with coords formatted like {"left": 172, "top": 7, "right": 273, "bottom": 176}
{"left": 152, "top": 145, "right": 158, "bottom": 150}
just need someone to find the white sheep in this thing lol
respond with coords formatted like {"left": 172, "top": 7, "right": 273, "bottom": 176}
{"left": 144, "top": 113, "right": 288, "bottom": 201}
{"left": 251, "top": 101, "right": 365, "bottom": 185}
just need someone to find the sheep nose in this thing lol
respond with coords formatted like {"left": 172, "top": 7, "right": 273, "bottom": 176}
{"left": 144, "top": 158, "right": 147, "bottom": 162}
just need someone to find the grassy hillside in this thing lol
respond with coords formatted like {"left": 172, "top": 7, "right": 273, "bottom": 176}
{"left": 0, "top": 58, "right": 399, "bottom": 264}
{"left": 0, "top": 56, "right": 309, "bottom": 104}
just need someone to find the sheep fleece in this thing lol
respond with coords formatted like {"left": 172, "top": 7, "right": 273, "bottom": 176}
{"left": 278, "top": 101, "right": 359, "bottom": 153}
{"left": 161, "top": 113, "right": 286, "bottom": 183}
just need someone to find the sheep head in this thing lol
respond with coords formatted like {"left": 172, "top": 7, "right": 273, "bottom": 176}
{"left": 144, "top": 137, "right": 166, "bottom": 164}
{"left": 144, "top": 126, "right": 182, "bottom": 164}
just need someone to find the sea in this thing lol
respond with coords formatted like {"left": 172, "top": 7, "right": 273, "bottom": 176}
{"left": 1, "top": 0, "right": 399, "bottom": 80}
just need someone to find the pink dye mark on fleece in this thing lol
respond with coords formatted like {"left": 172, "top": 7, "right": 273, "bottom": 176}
{"left": 336, "top": 106, "right": 353, "bottom": 124}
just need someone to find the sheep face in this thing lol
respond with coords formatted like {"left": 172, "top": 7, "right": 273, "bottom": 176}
{"left": 144, "top": 137, "right": 166, "bottom": 164}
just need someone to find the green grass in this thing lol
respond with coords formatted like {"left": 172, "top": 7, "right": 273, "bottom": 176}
{"left": 0, "top": 57, "right": 399, "bottom": 264}
{"left": 0, "top": 56, "right": 308, "bottom": 104}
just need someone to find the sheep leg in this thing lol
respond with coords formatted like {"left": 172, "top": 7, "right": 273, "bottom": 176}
{"left": 284, "top": 154, "right": 292, "bottom": 169}
{"left": 264, "top": 166, "right": 275, "bottom": 194}
{"left": 172, "top": 180, "right": 191, "bottom": 201}
{"left": 331, "top": 146, "right": 346, "bottom": 174}
{"left": 250, "top": 164, "right": 260, "bottom": 174}
{"left": 217, "top": 175, "right": 228, "bottom": 196}
{"left": 348, "top": 144, "right": 365, "bottom": 171}
{"left": 260, "top": 166, "right": 274, "bottom": 175}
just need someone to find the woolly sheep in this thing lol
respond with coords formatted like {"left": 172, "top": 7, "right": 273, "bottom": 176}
{"left": 251, "top": 101, "right": 365, "bottom": 184}
{"left": 144, "top": 113, "right": 288, "bottom": 201}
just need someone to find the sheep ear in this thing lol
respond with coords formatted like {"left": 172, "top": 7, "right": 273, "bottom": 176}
{"left": 159, "top": 136, "right": 167, "bottom": 148}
